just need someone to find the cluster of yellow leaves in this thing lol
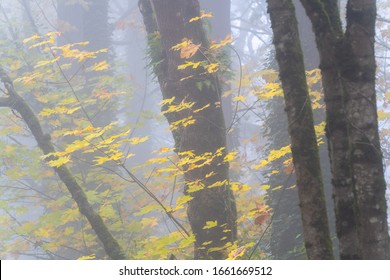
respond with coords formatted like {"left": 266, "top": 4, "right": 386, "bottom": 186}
{"left": 161, "top": 99, "right": 195, "bottom": 114}
{"left": 39, "top": 105, "right": 81, "bottom": 117}
{"left": 23, "top": 32, "right": 61, "bottom": 49}
{"left": 14, "top": 72, "right": 44, "bottom": 86}
{"left": 90, "top": 60, "right": 110, "bottom": 72}
{"left": 253, "top": 145, "right": 291, "bottom": 170}
{"left": 210, "top": 34, "right": 233, "bottom": 50}
{"left": 52, "top": 43, "right": 108, "bottom": 63}
{"left": 170, "top": 116, "right": 196, "bottom": 131}
{"left": 40, "top": 123, "right": 146, "bottom": 167}
{"left": 252, "top": 83, "right": 283, "bottom": 100}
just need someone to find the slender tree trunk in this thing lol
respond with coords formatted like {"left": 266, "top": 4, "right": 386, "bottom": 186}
{"left": 299, "top": 0, "right": 360, "bottom": 259}
{"left": 0, "top": 69, "right": 126, "bottom": 260}
{"left": 139, "top": 0, "right": 237, "bottom": 259}
{"left": 342, "top": 0, "right": 389, "bottom": 259}
{"left": 267, "top": 0, "right": 334, "bottom": 259}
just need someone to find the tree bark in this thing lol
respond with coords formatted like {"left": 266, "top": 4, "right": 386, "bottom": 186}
{"left": 266, "top": 0, "right": 334, "bottom": 259}
{"left": 139, "top": 0, "right": 237, "bottom": 259}
{"left": 342, "top": 0, "right": 389, "bottom": 259}
{"left": 300, "top": 0, "right": 389, "bottom": 259}
{"left": 299, "top": 0, "right": 360, "bottom": 259}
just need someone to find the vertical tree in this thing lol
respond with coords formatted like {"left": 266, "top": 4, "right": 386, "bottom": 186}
{"left": 267, "top": 0, "right": 337, "bottom": 259}
{"left": 266, "top": 0, "right": 334, "bottom": 259}
{"left": 300, "top": 0, "right": 390, "bottom": 259}
{"left": 139, "top": 0, "right": 237, "bottom": 259}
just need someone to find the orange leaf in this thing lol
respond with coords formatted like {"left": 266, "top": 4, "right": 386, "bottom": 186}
{"left": 255, "top": 211, "right": 270, "bottom": 226}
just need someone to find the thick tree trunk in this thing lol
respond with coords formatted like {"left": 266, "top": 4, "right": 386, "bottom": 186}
{"left": 266, "top": 0, "right": 334, "bottom": 259}
{"left": 199, "top": 0, "right": 236, "bottom": 150}
{"left": 342, "top": 0, "right": 389, "bottom": 259}
{"left": 300, "top": 0, "right": 360, "bottom": 259}
{"left": 300, "top": 0, "right": 389, "bottom": 259}
{"left": 139, "top": 0, "right": 237, "bottom": 259}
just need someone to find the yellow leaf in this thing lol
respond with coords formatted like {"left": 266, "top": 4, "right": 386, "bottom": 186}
{"left": 232, "top": 95, "right": 246, "bottom": 102}
{"left": 207, "top": 179, "right": 228, "bottom": 189}
{"left": 204, "top": 63, "right": 219, "bottom": 73}
{"left": 177, "top": 195, "right": 193, "bottom": 205}
{"left": 94, "top": 152, "right": 123, "bottom": 165}
{"left": 47, "top": 155, "right": 71, "bottom": 168}
{"left": 171, "top": 38, "right": 200, "bottom": 59}
{"left": 153, "top": 147, "right": 173, "bottom": 154}
{"left": 160, "top": 97, "right": 176, "bottom": 105}
{"left": 64, "top": 140, "right": 90, "bottom": 154}
{"left": 227, "top": 246, "right": 247, "bottom": 260}
{"left": 230, "top": 182, "right": 251, "bottom": 192}
{"left": 210, "top": 34, "right": 233, "bottom": 49}
{"left": 314, "top": 121, "right": 326, "bottom": 137}
{"left": 253, "top": 145, "right": 291, "bottom": 169}
{"left": 224, "top": 151, "right": 238, "bottom": 162}
{"left": 34, "top": 57, "right": 60, "bottom": 68}
{"left": 23, "top": 34, "right": 41, "bottom": 44}
{"left": 261, "top": 185, "right": 271, "bottom": 191}
{"left": 273, "top": 185, "right": 283, "bottom": 191}
{"left": 193, "top": 103, "right": 210, "bottom": 113}
{"left": 129, "top": 136, "right": 149, "bottom": 145}
{"left": 378, "top": 110, "right": 390, "bottom": 120}
{"left": 178, "top": 61, "right": 201, "bottom": 70}
{"left": 77, "top": 254, "right": 96, "bottom": 260}
{"left": 91, "top": 60, "right": 110, "bottom": 71}
{"left": 203, "top": 220, "right": 218, "bottom": 229}
{"left": 189, "top": 11, "right": 213, "bottom": 22}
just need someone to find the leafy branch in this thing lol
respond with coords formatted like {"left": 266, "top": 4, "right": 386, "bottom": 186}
{"left": 0, "top": 67, "right": 126, "bottom": 260}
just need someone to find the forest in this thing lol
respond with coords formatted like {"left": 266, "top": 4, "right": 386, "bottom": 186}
{"left": 0, "top": 0, "right": 389, "bottom": 260}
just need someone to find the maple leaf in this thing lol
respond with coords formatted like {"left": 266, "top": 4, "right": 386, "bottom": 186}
{"left": 171, "top": 38, "right": 201, "bottom": 59}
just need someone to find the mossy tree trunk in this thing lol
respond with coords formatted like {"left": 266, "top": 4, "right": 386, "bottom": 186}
{"left": 139, "top": 0, "right": 237, "bottom": 260}
{"left": 266, "top": 0, "right": 334, "bottom": 260}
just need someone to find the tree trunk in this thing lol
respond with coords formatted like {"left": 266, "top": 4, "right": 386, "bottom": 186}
{"left": 342, "top": 0, "right": 389, "bottom": 259}
{"left": 299, "top": 0, "right": 360, "bottom": 259}
{"left": 139, "top": 0, "right": 237, "bottom": 260}
{"left": 300, "top": 0, "right": 390, "bottom": 259}
{"left": 267, "top": 0, "right": 334, "bottom": 260}
{"left": 199, "top": 0, "right": 236, "bottom": 150}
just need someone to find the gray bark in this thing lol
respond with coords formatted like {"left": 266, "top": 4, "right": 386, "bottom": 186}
{"left": 267, "top": 0, "right": 334, "bottom": 259}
